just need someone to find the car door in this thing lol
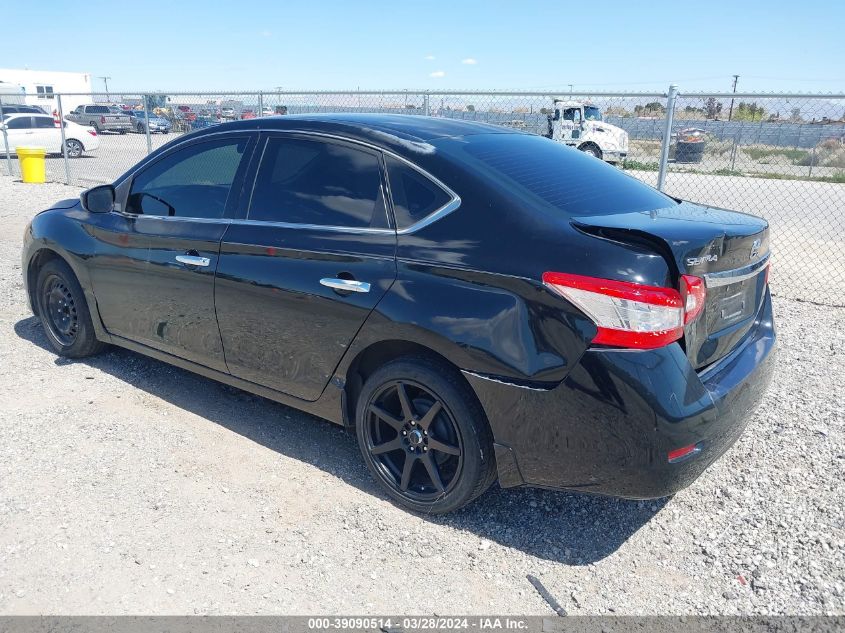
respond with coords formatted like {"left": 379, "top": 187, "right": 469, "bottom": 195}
{"left": 31, "top": 115, "right": 61, "bottom": 152}
{"left": 215, "top": 132, "right": 397, "bottom": 401}
{"left": 3, "top": 115, "right": 35, "bottom": 148}
{"left": 89, "top": 133, "right": 257, "bottom": 371}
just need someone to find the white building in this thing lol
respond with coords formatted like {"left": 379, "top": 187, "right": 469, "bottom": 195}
{"left": 0, "top": 69, "right": 93, "bottom": 113}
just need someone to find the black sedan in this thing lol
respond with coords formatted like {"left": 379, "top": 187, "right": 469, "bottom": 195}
{"left": 22, "top": 114, "right": 776, "bottom": 513}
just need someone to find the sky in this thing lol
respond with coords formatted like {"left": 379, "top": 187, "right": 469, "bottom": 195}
{"left": 5, "top": 0, "right": 844, "bottom": 94}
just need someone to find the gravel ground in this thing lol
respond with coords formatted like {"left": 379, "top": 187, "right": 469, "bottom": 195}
{"left": 0, "top": 178, "right": 843, "bottom": 616}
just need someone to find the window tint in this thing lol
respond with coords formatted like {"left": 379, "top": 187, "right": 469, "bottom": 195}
{"left": 6, "top": 117, "right": 31, "bottom": 130}
{"left": 249, "top": 136, "right": 387, "bottom": 228}
{"left": 127, "top": 137, "right": 249, "bottom": 219}
{"left": 449, "top": 133, "right": 675, "bottom": 217}
{"left": 385, "top": 156, "right": 452, "bottom": 229}
{"left": 34, "top": 116, "right": 56, "bottom": 128}
{"left": 86, "top": 106, "right": 110, "bottom": 114}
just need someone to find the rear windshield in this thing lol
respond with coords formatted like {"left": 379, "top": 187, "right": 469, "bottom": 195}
{"left": 444, "top": 133, "right": 676, "bottom": 217}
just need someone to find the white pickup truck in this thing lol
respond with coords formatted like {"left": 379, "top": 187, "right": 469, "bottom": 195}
{"left": 546, "top": 99, "right": 628, "bottom": 163}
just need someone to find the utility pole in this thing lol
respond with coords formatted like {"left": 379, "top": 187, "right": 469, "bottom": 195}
{"left": 727, "top": 74, "right": 739, "bottom": 121}
{"left": 98, "top": 76, "right": 111, "bottom": 101}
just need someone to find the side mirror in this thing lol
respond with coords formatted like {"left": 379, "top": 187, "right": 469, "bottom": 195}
{"left": 80, "top": 184, "right": 115, "bottom": 214}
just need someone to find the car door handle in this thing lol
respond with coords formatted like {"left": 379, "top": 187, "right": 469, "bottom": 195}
{"left": 175, "top": 255, "right": 210, "bottom": 267}
{"left": 320, "top": 278, "right": 371, "bottom": 293}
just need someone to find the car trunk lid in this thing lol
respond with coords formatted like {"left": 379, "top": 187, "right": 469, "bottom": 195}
{"left": 571, "top": 201, "right": 770, "bottom": 369}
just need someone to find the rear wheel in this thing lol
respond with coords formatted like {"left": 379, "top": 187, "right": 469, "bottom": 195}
{"left": 89, "top": 121, "right": 100, "bottom": 133}
{"left": 137, "top": 123, "right": 145, "bottom": 134}
{"left": 65, "top": 139, "right": 83, "bottom": 158}
{"left": 35, "top": 259, "right": 105, "bottom": 358}
{"left": 356, "top": 356, "right": 496, "bottom": 514}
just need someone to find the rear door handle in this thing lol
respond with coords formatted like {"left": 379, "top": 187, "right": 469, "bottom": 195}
{"left": 175, "top": 255, "right": 210, "bottom": 267}
{"left": 320, "top": 278, "right": 371, "bottom": 293}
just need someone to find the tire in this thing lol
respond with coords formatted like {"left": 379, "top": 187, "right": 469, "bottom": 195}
{"left": 137, "top": 123, "right": 145, "bottom": 134}
{"left": 35, "top": 259, "right": 105, "bottom": 358}
{"left": 65, "top": 139, "right": 84, "bottom": 158}
{"left": 89, "top": 121, "right": 100, "bottom": 133}
{"left": 355, "top": 356, "right": 496, "bottom": 514}
{"left": 119, "top": 129, "right": 126, "bottom": 135}
{"left": 580, "top": 143, "right": 602, "bottom": 160}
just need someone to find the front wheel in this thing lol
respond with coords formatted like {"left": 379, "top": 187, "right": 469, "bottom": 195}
{"left": 137, "top": 123, "right": 145, "bottom": 134}
{"left": 356, "top": 356, "right": 497, "bottom": 514}
{"left": 35, "top": 259, "right": 105, "bottom": 357}
{"left": 579, "top": 143, "right": 602, "bottom": 160}
{"left": 65, "top": 139, "right": 84, "bottom": 158}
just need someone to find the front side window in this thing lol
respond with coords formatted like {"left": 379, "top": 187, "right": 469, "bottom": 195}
{"left": 248, "top": 136, "right": 388, "bottom": 229}
{"left": 6, "top": 117, "right": 32, "bottom": 130}
{"left": 127, "top": 137, "right": 249, "bottom": 218}
{"left": 385, "top": 156, "right": 452, "bottom": 230}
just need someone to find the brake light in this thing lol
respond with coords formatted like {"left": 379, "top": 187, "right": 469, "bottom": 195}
{"left": 680, "top": 275, "right": 706, "bottom": 324}
{"left": 88, "top": 130, "right": 97, "bottom": 136}
{"left": 100, "top": 116, "right": 106, "bottom": 124}
{"left": 542, "top": 272, "right": 704, "bottom": 350}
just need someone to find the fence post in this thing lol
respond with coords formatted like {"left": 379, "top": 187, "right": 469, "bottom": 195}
{"left": 56, "top": 94, "right": 71, "bottom": 185}
{"left": 142, "top": 95, "right": 152, "bottom": 154}
{"left": 0, "top": 98, "right": 12, "bottom": 176}
{"left": 258, "top": 92, "right": 264, "bottom": 118}
{"left": 656, "top": 84, "right": 678, "bottom": 191}
{"left": 808, "top": 144, "right": 816, "bottom": 178}
{"left": 424, "top": 93, "right": 430, "bottom": 116}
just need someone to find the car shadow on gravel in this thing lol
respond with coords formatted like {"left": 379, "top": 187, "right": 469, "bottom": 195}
{"left": 15, "top": 316, "right": 665, "bottom": 565}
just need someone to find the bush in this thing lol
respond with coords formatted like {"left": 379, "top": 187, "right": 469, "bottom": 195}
{"left": 797, "top": 138, "right": 845, "bottom": 168}
{"left": 622, "top": 159, "right": 659, "bottom": 171}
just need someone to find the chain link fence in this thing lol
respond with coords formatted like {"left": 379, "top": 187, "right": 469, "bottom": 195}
{"left": 1, "top": 88, "right": 843, "bottom": 305}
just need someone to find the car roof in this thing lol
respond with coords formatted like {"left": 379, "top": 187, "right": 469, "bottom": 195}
{"left": 195, "top": 113, "right": 519, "bottom": 144}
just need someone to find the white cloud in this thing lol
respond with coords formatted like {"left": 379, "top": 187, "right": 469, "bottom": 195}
{"left": 260, "top": 30, "right": 272, "bottom": 37}
{"left": 461, "top": 58, "right": 477, "bottom": 65}
{"left": 424, "top": 55, "right": 435, "bottom": 60}
{"left": 429, "top": 71, "right": 446, "bottom": 78}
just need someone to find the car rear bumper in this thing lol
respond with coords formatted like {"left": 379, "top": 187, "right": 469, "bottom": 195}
{"left": 464, "top": 289, "right": 776, "bottom": 499}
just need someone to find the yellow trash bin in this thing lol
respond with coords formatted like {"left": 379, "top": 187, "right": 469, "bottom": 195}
{"left": 17, "top": 146, "right": 47, "bottom": 184}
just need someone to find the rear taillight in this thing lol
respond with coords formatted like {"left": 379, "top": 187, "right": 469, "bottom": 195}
{"left": 88, "top": 130, "right": 97, "bottom": 136}
{"left": 680, "top": 275, "right": 706, "bottom": 324}
{"left": 100, "top": 115, "right": 106, "bottom": 123}
{"left": 542, "top": 272, "right": 705, "bottom": 350}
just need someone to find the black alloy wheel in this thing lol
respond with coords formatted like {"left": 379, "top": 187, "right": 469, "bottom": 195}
{"left": 364, "top": 379, "right": 463, "bottom": 501}
{"left": 356, "top": 357, "right": 497, "bottom": 513}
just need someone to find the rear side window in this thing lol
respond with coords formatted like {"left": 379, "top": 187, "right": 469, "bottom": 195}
{"left": 385, "top": 156, "right": 452, "bottom": 230}
{"left": 248, "top": 136, "right": 388, "bottom": 229}
{"left": 86, "top": 106, "right": 109, "bottom": 114}
{"left": 34, "top": 116, "right": 56, "bottom": 128}
{"left": 450, "top": 133, "right": 675, "bottom": 217}
{"left": 127, "top": 137, "right": 249, "bottom": 219}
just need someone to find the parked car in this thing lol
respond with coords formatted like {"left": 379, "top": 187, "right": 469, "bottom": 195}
{"left": 65, "top": 104, "right": 131, "bottom": 134}
{"left": 261, "top": 107, "right": 274, "bottom": 117}
{"left": 127, "top": 110, "right": 172, "bottom": 134}
{"left": 240, "top": 109, "right": 256, "bottom": 120}
{"left": 0, "top": 104, "right": 48, "bottom": 115}
{"left": 221, "top": 107, "right": 236, "bottom": 120}
{"left": 1, "top": 113, "right": 99, "bottom": 157}
{"left": 21, "top": 114, "right": 775, "bottom": 514}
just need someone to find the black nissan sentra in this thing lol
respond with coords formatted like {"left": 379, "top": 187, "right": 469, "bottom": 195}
{"left": 22, "top": 114, "right": 776, "bottom": 513}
